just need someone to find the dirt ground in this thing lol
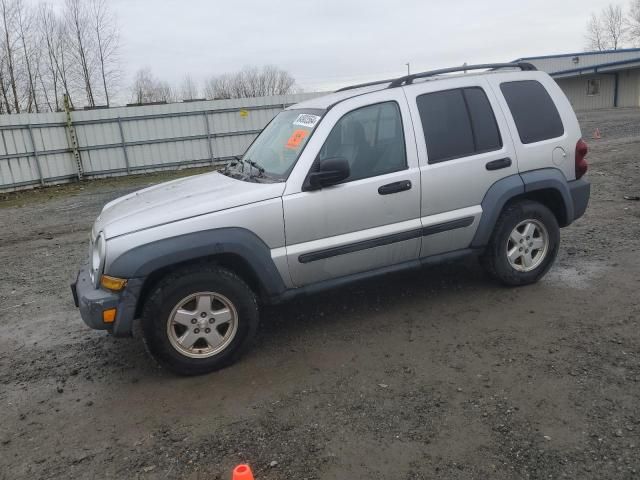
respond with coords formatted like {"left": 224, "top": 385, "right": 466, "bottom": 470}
{"left": 1, "top": 108, "right": 639, "bottom": 480}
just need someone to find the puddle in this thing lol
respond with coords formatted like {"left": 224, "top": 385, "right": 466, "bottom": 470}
{"left": 545, "top": 261, "right": 609, "bottom": 290}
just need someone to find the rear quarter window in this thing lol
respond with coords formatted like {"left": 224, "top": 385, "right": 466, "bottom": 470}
{"left": 500, "top": 80, "right": 564, "bottom": 144}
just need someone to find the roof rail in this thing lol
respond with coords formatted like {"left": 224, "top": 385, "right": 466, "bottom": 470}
{"left": 334, "top": 62, "right": 537, "bottom": 93}
{"left": 388, "top": 62, "right": 537, "bottom": 87}
{"left": 335, "top": 77, "right": 399, "bottom": 93}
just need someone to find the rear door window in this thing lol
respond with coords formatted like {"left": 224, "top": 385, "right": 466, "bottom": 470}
{"left": 416, "top": 87, "right": 502, "bottom": 164}
{"left": 464, "top": 87, "right": 502, "bottom": 152}
{"left": 500, "top": 80, "right": 564, "bottom": 144}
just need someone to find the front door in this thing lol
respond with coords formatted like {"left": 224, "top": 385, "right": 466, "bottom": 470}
{"left": 282, "top": 89, "right": 421, "bottom": 287}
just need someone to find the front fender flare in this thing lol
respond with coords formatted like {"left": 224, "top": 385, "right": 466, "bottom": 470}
{"left": 108, "top": 227, "right": 287, "bottom": 298}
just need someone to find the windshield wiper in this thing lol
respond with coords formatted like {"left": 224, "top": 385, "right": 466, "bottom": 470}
{"left": 225, "top": 156, "right": 271, "bottom": 181}
{"left": 245, "top": 159, "right": 265, "bottom": 176}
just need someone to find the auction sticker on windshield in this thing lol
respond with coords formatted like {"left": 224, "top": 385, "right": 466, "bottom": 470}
{"left": 286, "top": 129, "right": 308, "bottom": 149}
{"left": 292, "top": 114, "right": 320, "bottom": 129}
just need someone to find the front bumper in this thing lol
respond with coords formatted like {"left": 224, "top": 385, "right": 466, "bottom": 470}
{"left": 71, "top": 261, "right": 144, "bottom": 337}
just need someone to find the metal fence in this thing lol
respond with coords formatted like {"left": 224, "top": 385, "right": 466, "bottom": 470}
{"left": 0, "top": 92, "right": 322, "bottom": 192}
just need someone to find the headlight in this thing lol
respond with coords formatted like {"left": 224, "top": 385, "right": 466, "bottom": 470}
{"left": 90, "top": 232, "right": 106, "bottom": 288}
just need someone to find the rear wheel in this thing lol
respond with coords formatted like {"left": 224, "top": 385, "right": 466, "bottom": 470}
{"left": 481, "top": 200, "right": 559, "bottom": 286}
{"left": 141, "top": 265, "right": 258, "bottom": 375}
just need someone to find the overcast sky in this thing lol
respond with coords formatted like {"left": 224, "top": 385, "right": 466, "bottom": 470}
{"left": 110, "top": 0, "right": 620, "bottom": 94}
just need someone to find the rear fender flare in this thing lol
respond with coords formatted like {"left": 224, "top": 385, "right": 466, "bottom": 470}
{"left": 471, "top": 168, "right": 574, "bottom": 248}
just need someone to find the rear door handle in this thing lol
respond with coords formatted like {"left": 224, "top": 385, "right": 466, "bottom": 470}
{"left": 378, "top": 180, "right": 412, "bottom": 195}
{"left": 486, "top": 158, "right": 512, "bottom": 171}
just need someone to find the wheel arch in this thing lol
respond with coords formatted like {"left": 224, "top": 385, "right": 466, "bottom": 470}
{"left": 133, "top": 252, "right": 270, "bottom": 320}
{"left": 471, "top": 169, "right": 574, "bottom": 248}
{"left": 106, "top": 227, "right": 287, "bottom": 334}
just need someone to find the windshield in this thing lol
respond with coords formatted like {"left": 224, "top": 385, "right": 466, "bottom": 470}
{"left": 237, "top": 108, "right": 324, "bottom": 180}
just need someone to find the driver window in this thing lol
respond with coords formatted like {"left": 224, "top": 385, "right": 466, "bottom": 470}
{"left": 318, "top": 101, "right": 407, "bottom": 182}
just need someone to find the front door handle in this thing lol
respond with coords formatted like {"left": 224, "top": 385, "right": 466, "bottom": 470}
{"left": 486, "top": 158, "right": 512, "bottom": 171}
{"left": 378, "top": 180, "right": 412, "bottom": 195}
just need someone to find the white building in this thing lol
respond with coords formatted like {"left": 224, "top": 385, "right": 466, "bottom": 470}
{"left": 514, "top": 48, "right": 640, "bottom": 110}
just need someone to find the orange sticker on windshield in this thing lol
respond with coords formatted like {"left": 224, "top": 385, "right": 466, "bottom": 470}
{"left": 286, "top": 129, "right": 308, "bottom": 149}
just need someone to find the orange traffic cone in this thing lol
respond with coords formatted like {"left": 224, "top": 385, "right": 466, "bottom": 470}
{"left": 232, "top": 464, "right": 254, "bottom": 480}
{"left": 593, "top": 128, "right": 601, "bottom": 140}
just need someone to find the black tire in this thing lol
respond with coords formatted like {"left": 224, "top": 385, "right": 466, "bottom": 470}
{"left": 140, "top": 265, "right": 259, "bottom": 376}
{"left": 480, "top": 200, "right": 560, "bottom": 286}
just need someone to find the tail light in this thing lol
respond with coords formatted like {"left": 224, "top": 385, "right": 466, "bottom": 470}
{"left": 575, "top": 139, "right": 588, "bottom": 179}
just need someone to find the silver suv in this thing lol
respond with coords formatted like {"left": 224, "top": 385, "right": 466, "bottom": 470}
{"left": 72, "top": 63, "right": 590, "bottom": 375}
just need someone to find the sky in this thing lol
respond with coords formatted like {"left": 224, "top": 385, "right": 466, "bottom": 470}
{"left": 109, "top": 0, "right": 623, "bottom": 94}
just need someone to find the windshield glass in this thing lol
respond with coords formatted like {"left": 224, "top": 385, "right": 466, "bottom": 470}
{"left": 239, "top": 108, "right": 324, "bottom": 180}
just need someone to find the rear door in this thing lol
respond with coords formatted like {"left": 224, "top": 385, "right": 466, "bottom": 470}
{"left": 403, "top": 76, "right": 519, "bottom": 257}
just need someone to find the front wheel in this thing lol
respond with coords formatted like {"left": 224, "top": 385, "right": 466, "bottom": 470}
{"left": 141, "top": 265, "right": 259, "bottom": 375}
{"left": 480, "top": 200, "right": 560, "bottom": 286}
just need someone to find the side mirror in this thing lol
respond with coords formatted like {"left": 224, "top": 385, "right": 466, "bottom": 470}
{"left": 306, "top": 157, "right": 350, "bottom": 190}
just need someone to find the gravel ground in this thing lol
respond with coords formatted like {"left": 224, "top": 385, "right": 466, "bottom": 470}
{"left": 1, "top": 108, "right": 639, "bottom": 480}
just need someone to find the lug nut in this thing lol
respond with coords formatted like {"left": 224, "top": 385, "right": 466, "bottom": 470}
{"left": 194, "top": 328, "right": 200, "bottom": 334}
{"left": 200, "top": 312, "right": 207, "bottom": 318}
{"left": 205, "top": 328, "right": 211, "bottom": 334}
{"left": 525, "top": 249, "right": 529, "bottom": 253}
{"left": 519, "top": 247, "right": 523, "bottom": 252}
{"left": 191, "top": 318, "right": 197, "bottom": 324}
{"left": 209, "top": 318, "right": 214, "bottom": 324}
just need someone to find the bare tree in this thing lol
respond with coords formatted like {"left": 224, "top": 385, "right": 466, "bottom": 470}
{"left": 15, "top": 0, "right": 38, "bottom": 112}
{"left": 586, "top": 4, "right": 627, "bottom": 50}
{"left": 1, "top": 0, "right": 20, "bottom": 112}
{"left": 56, "top": 19, "right": 75, "bottom": 108}
{"left": 130, "top": 67, "right": 175, "bottom": 104}
{"left": 0, "top": 0, "right": 121, "bottom": 114}
{"left": 38, "top": 4, "right": 60, "bottom": 110}
{"left": 131, "top": 67, "right": 153, "bottom": 104}
{"left": 587, "top": 13, "right": 611, "bottom": 50}
{"left": 180, "top": 74, "right": 199, "bottom": 100}
{"left": 89, "top": 0, "right": 118, "bottom": 106}
{"left": 65, "top": 0, "right": 96, "bottom": 107}
{"left": 603, "top": 4, "right": 626, "bottom": 49}
{"left": 204, "top": 73, "right": 234, "bottom": 99}
{"left": 155, "top": 80, "right": 176, "bottom": 103}
{"left": 35, "top": 53, "right": 53, "bottom": 111}
{"left": 205, "top": 66, "right": 295, "bottom": 100}
{"left": 0, "top": 56, "right": 11, "bottom": 113}
{"left": 629, "top": 0, "right": 640, "bottom": 45}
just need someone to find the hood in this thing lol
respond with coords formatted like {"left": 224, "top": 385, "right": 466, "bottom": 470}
{"left": 94, "top": 171, "right": 285, "bottom": 239}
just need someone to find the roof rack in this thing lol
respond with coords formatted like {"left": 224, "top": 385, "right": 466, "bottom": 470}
{"left": 388, "top": 62, "right": 537, "bottom": 87}
{"left": 334, "top": 62, "right": 537, "bottom": 92}
{"left": 335, "top": 77, "right": 400, "bottom": 93}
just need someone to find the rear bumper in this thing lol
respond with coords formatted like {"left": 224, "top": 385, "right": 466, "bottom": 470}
{"left": 71, "top": 261, "right": 144, "bottom": 337}
{"left": 568, "top": 178, "right": 590, "bottom": 222}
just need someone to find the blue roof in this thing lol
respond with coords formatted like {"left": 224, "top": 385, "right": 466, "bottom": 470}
{"left": 550, "top": 57, "right": 640, "bottom": 76}
{"left": 513, "top": 47, "right": 640, "bottom": 62}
